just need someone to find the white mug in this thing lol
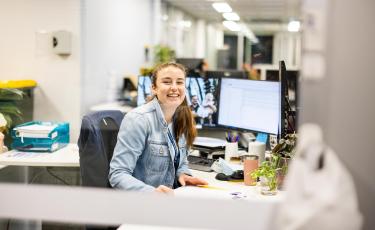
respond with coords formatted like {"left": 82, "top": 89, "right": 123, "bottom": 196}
{"left": 225, "top": 142, "right": 238, "bottom": 161}
{"left": 248, "top": 141, "right": 266, "bottom": 165}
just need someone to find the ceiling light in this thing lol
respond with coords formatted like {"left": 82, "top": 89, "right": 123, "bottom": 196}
{"left": 223, "top": 20, "right": 240, "bottom": 31}
{"left": 162, "top": 14, "right": 169, "bottom": 21}
{"left": 179, "top": 20, "right": 192, "bottom": 28}
{"left": 212, "top": 2, "right": 232, "bottom": 13}
{"left": 288, "top": 20, "right": 300, "bottom": 32}
{"left": 223, "top": 12, "right": 240, "bottom": 21}
{"left": 240, "top": 24, "right": 258, "bottom": 43}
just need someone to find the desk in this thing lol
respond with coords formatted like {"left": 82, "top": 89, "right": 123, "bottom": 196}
{"left": 183, "top": 169, "right": 284, "bottom": 202}
{"left": 0, "top": 144, "right": 80, "bottom": 229}
{"left": 0, "top": 144, "right": 79, "bottom": 167}
{"left": 119, "top": 170, "right": 283, "bottom": 230}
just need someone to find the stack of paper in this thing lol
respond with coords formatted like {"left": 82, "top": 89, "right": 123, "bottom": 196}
{"left": 14, "top": 123, "right": 58, "bottom": 138}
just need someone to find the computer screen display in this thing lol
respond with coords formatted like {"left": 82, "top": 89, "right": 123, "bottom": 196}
{"left": 137, "top": 76, "right": 220, "bottom": 127}
{"left": 186, "top": 77, "right": 220, "bottom": 127}
{"left": 137, "top": 76, "right": 152, "bottom": 107}
{"left": 218, "top": 78, "right": 280, "bottom": 135}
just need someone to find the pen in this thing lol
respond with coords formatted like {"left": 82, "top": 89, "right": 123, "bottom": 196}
{"left": 197, "top": 185, "right": 227, "bottom": 190}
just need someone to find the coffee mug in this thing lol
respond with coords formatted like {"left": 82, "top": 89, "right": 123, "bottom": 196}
{"left": 225, "top": 142, "right": 238, "bottom": 161}
{"left": 248, "top": 141, "right": 266, "bottom": 165}
{"left": 243, "top": 155, "right": 258, "bottom": 186}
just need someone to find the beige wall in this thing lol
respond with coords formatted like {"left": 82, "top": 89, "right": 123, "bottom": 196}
{"left": 0, "top": 0, "right": 81, "bottom": 141}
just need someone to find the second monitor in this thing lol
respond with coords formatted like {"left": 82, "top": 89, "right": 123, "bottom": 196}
{"left": 137, "top": 75, "right": 220, "bottom": 128}
{"left": 218, "top": 78, "right": 280, "bottom": 135}
{"left": 186, "top": 77, "right": 220, "bottom": 127}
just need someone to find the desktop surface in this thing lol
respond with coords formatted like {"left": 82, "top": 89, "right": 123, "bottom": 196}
{"left": 0, "top": 144, "right": 79, "bottom": 167}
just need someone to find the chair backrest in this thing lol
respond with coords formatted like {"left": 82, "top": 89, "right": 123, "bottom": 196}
{"left": 78, "top": 110, "right": 124, "bottom": 188}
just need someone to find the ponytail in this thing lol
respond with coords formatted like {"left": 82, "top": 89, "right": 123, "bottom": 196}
{"left": 173, "top": 97, "right": 197, "bottom": 148}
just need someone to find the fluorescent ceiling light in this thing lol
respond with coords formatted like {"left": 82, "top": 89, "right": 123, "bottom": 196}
{"left": 223, "top": 20, "right": 240, "bottom": 31}
{"left": 240, "top": 24, "right": 258, "bottom": 43}
{"left": 212, "top": 2, "right": 232, "bottom": 13}
{"left": 288, "top": 20, "right": 301, "bottom": 32}
{"left": 223, "top": 12, "right": 240, "bottom": 21}
{"left": 179, "top": 20, "right": 192, "bottom": 28}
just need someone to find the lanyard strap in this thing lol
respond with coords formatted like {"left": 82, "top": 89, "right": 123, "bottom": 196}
{"left": 167, "top": 128, "right": 180, "bottom": 172}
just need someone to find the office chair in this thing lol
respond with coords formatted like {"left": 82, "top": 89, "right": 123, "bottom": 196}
{"left": 78, "top": 110, "right": 124, "bottom": 230}
{"left": 78, "top": 110, "right": 124, "bottom": 188}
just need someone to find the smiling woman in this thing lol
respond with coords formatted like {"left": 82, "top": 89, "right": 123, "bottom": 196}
{"left": 109, "top": 62, "right": 207, "bottom": 194}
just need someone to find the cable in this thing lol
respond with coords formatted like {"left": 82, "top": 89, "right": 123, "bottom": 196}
{"left": 45, "top": 167, "right": 70, "bottom": 185}
{"left": 29, "top": 169, "right": 46, "bottom": 184}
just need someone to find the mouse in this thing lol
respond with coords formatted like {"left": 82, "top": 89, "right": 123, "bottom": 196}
{"left": 215, "top": 173, "right": 229, "bottom": 181}
{"left": 230, "top": 170, "right": 244, "bottom": 180}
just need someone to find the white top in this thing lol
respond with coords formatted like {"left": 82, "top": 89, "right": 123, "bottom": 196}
{"left": 0, "top": 143, "right": 79, "bottom": 167}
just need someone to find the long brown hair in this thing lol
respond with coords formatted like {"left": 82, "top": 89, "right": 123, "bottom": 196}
{"left": 151, "top": 62, "right": 197, "bottom": 148}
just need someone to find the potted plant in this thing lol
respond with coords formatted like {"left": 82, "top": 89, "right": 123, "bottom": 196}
{"left": 250, "top": 133, "right": 298, "bottom": 195}
{"left": 139, "top": 44, "right": 175, "bottom": 76}
{"left": 0, "top": 88, "right": 24, "bottom": 148}
{"left": 272, "top": 133, "right": 297, "bottom": 189}
{"left": 153, "top": 44, "right": 175, "bottom": 64}
{"left": 0, "top": 113, "right": 8, "bottom": 153}
{"left": 250, "top": 154, "right": 279, "bottom": 195}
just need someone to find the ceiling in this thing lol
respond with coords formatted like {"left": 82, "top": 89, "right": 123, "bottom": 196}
{"left": 163, "top": 0, "right": 301, "bottom": 24}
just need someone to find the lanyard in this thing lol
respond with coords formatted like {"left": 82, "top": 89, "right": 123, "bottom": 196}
{"left": 167, "top": 128, "right": 180, "bottom": 172}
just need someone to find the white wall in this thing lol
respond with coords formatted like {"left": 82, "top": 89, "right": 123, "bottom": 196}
{"left": 81, "top": 0, "right": 153, "bottom": 113}
{"left": 0, "top": 0, "right": 81, "bottom": 141}
{"left": 300, "top": 0, "right": 375, "bottom": 228}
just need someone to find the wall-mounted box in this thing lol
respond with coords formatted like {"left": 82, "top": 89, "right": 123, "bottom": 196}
{"left": 52, "top": 30, "right": 72, "bottom": 55}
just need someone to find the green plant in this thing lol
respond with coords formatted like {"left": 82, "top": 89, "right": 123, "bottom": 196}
{"left": 153, "top": 44, "right": 175, "bottom": 64}
{"left": 272, "top": 133, "right": 297, "bottom": 158}
{"left": 250, "top": 133, "right": 298, "bottom": 193}
{"left": 0, "top": 88, "right": 24, "bottom": 133}
{"left": 251, "top": 154, "right": 279, "bottom": 192}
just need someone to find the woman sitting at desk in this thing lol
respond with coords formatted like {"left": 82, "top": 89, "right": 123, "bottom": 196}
{"left": 109, "top": 62, "right": 207, "bottom": 194}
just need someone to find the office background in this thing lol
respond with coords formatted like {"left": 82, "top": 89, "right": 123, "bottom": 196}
{"left": 0, "top": 0, "right": 374, "bottom": 229}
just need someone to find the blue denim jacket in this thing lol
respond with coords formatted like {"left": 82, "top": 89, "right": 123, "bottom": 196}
{"left": 109, "top": 98, "right": 191, "bottom": 192}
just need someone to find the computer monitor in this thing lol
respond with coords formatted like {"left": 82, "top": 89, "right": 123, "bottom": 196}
{"left": 266, "top": 68, "right": 298, "bottom": 111}
{"left": 279, "top": 60, "right": 297, "bottom": 139}
{"left": 218, "top": 78, "right": 280, "bottom": 135}
{"left": 175, "top": 58, "right": 203, "bottom": 70}
{"left": 205, "top": 70, "right": 247, "bottom": 79}
{"left": 137, "top": 76, "right": 152, "bottom": 107}
{"left": 176, "top": 58, "right": 204, "bottom": 77}
{"left": 185, "top": 76, "right": 220, "bottom": 127}
{"left": 137, "top": 75, "right": 220, "bottom": 128}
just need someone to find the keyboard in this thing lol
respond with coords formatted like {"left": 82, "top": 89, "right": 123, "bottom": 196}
{"left": 187, "top": 155, "right": 215, "bottom": 172}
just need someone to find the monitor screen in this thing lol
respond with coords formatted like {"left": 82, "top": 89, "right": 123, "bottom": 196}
{"left": 137, "top": 76, "right": 220, "bottom": 128}
{"left": 137, "top": 76, "right": 152, "bottom": 107}
{"left": 186, "top": 77, "right": 220, "bottom": 127}
{"left": 218, "top": 78, "right": 280, "bottom": 135}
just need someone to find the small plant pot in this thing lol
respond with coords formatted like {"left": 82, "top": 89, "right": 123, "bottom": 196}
{"left": 276, "top": 156, "right": 291, "bottom": 190}
{"left": 260, "top": 176, "right": 278, "bottom": 196}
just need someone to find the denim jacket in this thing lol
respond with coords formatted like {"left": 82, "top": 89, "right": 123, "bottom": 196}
{"left": 109, "top": 98, "right": 191, "bottom": 192}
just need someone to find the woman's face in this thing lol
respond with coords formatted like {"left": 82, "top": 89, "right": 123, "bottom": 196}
{"left": 152, "top": 66, "right": 186, "bottom": 109}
